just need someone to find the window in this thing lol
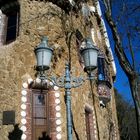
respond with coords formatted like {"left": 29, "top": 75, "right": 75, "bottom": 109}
{"left": 6, "top": 11, "right": 19, "bottom": 43}
{"left": 32, "top": 90, "right": 50, "bottom": 140}
{"left": 0, "top": 1, "right": 20, "bottom": 45}
{"left": 85, "top": 108, "right": 95, "bottom": 140}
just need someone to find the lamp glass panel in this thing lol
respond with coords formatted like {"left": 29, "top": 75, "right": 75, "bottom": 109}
{"left": 36, "top": 48, "right": 52, "bottom": 69}
{"left": 82, "top": 48, "right": 98, "bottom": 70}
{"left": 98, "top": 57, "right": 105, "bottom": 81}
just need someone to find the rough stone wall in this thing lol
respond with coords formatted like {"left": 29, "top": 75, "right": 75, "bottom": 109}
{"left": 0, "top": 0, "right": 119, "bottom": 140}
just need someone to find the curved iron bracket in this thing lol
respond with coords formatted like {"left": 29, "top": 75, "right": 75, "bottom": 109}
{"left": 48, "top": 75, "right": 86, "bottom": 89}
{"left": 71, "top": 76, "right": 85, "bottom": 88}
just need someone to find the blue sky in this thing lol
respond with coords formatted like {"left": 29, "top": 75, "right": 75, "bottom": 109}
{"left": 114, "top": 54, "right": 133, "bottom": 101}
{"left": 100, "top": 0, "right": 140, "bottom": 103}
{"left": 111, "top": 0, "right": 140, "bottom": 102}
{"left": 107, "top": 22, "right": 133, "bottom": 102}
{"left": 109, "top": 31, "right": 133, "bottom": 102}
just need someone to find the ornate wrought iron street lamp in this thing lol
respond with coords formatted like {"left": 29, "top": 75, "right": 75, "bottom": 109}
{"left": 80, "top": 38, "right": 99, "bottom": 79}
{"left": 34, "top": 36, "right": 53, "bottom": 79}
{"left": 80, "top": 38, "right": 98, "bottom": 70}
{"left": 34, "top": 36, "right": 99, "bottom": 140}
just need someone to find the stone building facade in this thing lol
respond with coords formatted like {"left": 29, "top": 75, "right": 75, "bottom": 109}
{"left": 0, "top": 0, "right": 119, "bottom": 140}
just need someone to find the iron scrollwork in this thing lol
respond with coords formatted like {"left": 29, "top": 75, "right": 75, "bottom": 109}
{"left": 49, "top": 75, "right": 85, "bottom": 88}
{"left": 49, "top": 76, "right": 65, "bottom": 88}
{"left": 71, "top": 76, "right": 85, "bottom": 88}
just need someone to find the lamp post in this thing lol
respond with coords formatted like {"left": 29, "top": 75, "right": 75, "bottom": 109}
{"left": 34, "top": 36, "right": 99, "bottom": 140}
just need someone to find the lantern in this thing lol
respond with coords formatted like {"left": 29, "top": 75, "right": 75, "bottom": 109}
{"left": 97, "top": 52, "right": 112, "bottom": 104}
{"left": 80, "top": 38, "right": 99, "bottom": 72}
{"left": 34, "top": 36, "right": 53, "bottom": 71}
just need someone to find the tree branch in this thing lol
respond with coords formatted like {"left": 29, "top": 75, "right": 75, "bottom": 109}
{"left": 105, "top": 11, "right": 134, "bottom": 77}
{"left": 127, "top": 32, "right": 136, "bottom": 70}
{"left": 103, "top": 0, "right": 112, "bottom": 14}
{"left": 128, "top": 5, "right": 140, "bottom": 16}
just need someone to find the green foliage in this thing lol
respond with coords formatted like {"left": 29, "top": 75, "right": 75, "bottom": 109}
{"left": 114, "top": 89, "right": 138, "bottom": 140}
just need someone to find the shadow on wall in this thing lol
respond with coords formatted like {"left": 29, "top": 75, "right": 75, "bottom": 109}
{"left": 38, "top": 131, "right": 51, "bottom": 140}
{"left": 8, "top": 124, "right": 23, "bottom": 140}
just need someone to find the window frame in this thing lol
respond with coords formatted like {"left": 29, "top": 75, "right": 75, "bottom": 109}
{"left": 0, "top": 5, "right": 20, "bottom": 45}
{"left": 31, "top": 89, "right": 50, "bottom": 140}
{"left": 85, "top": 107, "right": 95, "bottom": 140}
{"left": 5, "top": 11, "right": 19, "bottom": 44}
